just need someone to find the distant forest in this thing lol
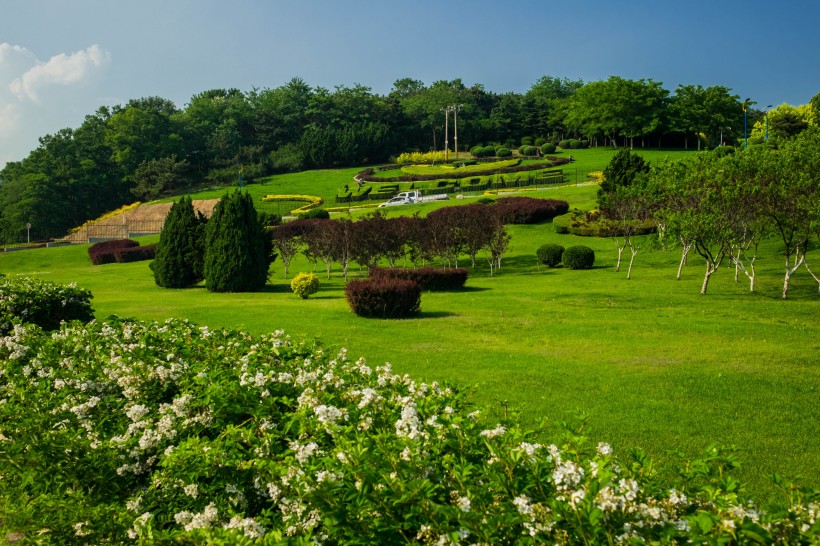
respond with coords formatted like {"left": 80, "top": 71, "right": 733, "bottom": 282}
{"left": 1, "top": 75, "right": 818, "bottom": 243}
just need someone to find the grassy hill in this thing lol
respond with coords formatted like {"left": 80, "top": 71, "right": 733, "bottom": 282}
{"left": 2, "top": 148, "right": 818, "bottom": 505}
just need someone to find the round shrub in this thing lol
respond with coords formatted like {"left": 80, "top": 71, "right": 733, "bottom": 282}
{"left": 540, "top": 142, "right": 557, "bottom": 155}
{"left": 345, "top": 278, "right": 421, "bottom": 318}
{"left": 298, "top": 208, "right": 330, "bottom": 220}
{"left": 536, "top": 244, "right": 565, "bottom": 268}
{"left": 519, "top": 145, "right": 538, "bottom": 157}
{"left": 291, "top": 272, "right": 320, "bottom": 299}
{"left": 520, "top": 136, "right": 533, "bottom": 146}
{"left": 563, "top": 245, "right": 596, "bottom": 269}
{"left": 558, "top": 139, "right": 572, "bottom": 149}
{"left": 495, "top": 147, "right": 512, "bottom": 158}
{"left": 534, "top": 137, "right": 546, "bottom": 147}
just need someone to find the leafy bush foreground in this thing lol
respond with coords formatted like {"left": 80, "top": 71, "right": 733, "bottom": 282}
{"left": 0, "top": 318, "right": 817, "bottom": 544}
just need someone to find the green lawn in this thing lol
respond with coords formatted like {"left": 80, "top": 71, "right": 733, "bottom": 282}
{"left": 2, "top": 152, "right": 818, "bottom": 506}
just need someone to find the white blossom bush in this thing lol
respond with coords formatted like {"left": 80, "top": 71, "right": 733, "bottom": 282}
{"left": 0, "top": 274, "right": 93, "bottom": 334}
{"left": 0, "top": 317, "right": 817, "bottom": 544}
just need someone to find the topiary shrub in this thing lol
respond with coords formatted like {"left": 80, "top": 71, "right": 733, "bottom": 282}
{"left": 151, "top": 196, "right": 207, "bottom": 288}
{"left": 558, "top": 139, "right": 572, "bottom": 149}
{"left": 496, "top": 147, "right": 512, "bottom": 158}
{"left": 536, "top": 244, "right": 565, "bottom": 267}
{"left": 493, "top": 197, "right": 570, "bottom": 224}
{"left": 345, "top": 278, "right": 421, "bottom": 318}
{"left": 534, "top": 137, "right": 546, "bottom": 147}
{"left": 0, "top": 276, "right": 94, "bottom": 334}
{"left": 290, "top": 272, "right": 320, "bottom": 299}
{"left": 298, "top": 208, "right": 330, "bottom": 220}
{"left": 519, "top": 145, "right": 538, "bottom": 157}
{"left": 204, "top": 190, "right": 271, "bottom": 293}
{"left": 540, "top": 143, "right": 557, "bottom": 155}
{"left": 563, "top": 245, "right": 596, "bottom": 269}
{"left": 88, "top": 239, "right": 139, "bottom": 265}
{"left": 520, "top": 136, "right": 533, "bottom": 146}
{"left": 369, "top": 267, "right": 468, "bottom": 291}
{"left": 115, "top": 245, "right": 156, "bottom": 263}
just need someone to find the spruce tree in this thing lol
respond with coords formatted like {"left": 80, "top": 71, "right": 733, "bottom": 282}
{"left": 151, "top": 196, "right": 206, "bottom": 288}
{"left": 204, "top": 190, "right": 270, "bottom": 292}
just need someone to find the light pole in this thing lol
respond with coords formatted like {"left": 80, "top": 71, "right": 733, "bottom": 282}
{"left": 765, "top": 104, "right": 773, "bottom": 140}
{"left": 452, "top": 104, "right": 463, "bottom": 160}
{"left": 442, "top": 106, "right": 453, "bottom": 160}
{"left": 742, "top": 98, "right": 750, "bottom": 150}
{"left": 25, "top": 222, "right": 31, "bottom": 244}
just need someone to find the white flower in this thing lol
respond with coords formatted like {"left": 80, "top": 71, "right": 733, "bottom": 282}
{"left": 596, "top": 442, "right": 612, "bottom": 456}
{"left": 457, "top": 496, "right": 471, "bottom": 512}
{"left": 513, "top": 495, "right": 533, "bottom": 516}
{"left": 183, "top": 483, "right": 199, "bottom": 498}
{"left": 479, "top": 425, "right": 506, "bottom": 438}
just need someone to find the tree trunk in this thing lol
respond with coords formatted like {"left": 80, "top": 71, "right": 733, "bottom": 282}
{"left": 676, "top": 243, "right": 692, "bottom": 280}
{"left": 626, "top": 246, "right": 639, "bottom": 280}
{"left": 782, "top": 252, "right": 806, "bottom": 299}
{"left": 803, "top": 260, "right": 820, "bottom": 294}
{"left": 701, "top": 261, "right": 718, "bottom": 295}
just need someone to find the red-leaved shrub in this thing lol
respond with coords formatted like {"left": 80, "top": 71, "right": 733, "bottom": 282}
{"left": 493, "top": 197, "right": 569, "bottom": 224}
{"left": 345, "top": 278, "right": 421, "bottom": 318}
{"left": 114, "top": 245, "right": 157, "bottom": 263}
{"left": 369, "top": 267, "right": 467, "bottom": 291}
{"left": 88, "top": 239, "right": 140, "bottom": 265}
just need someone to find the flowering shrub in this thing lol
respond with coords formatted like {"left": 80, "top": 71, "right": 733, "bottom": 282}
{"left": 290, "top": 272, "right": 320, "bottom": 299}
{"left": 0, "top": 276, "right": 93, "bottom": 334}
{"left": 395, "top": 151, "right": 448, "bottom": 164}
{"left": 345, "top": 278, "right": 421, "bottom": 318}
{"left": 0, "top": 318, "right": 817, "bottom": 544}
{"left": 369, "top": 266, "right": 468, "bottom": 291}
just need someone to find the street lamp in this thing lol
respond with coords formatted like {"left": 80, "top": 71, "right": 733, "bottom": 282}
{"left": 25, "top": 222, "right": 31, "bottom": 244}
{"left": 442, "top": 106, "right": 454, "bottom": 160}
{"left": 742, "top": 98, "right": 751, "bottom": 150}
{"left": 452, "top": 104, "right": 463, "bottom": 160}
{"left": 765, "top": 104, "right": 773, "bottom": 140}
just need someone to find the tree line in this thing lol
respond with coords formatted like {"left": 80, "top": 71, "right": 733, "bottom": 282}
{"left": 1, "top": 75, "right": 818, "bottom": 243}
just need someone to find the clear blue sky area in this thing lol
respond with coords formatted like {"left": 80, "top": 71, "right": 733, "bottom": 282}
{"left": 2, "top": 0, "right": 818, "bottom": 167}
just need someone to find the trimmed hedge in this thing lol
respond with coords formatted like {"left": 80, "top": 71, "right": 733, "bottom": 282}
{"left": 0, "top": 275, "right": 94, "bottom": 334}
{"left": 536, "top": 244, "right": 565, "bottom": 267}
{"left": 563, "top": 245, "right": 596, "bottom": 269}
{"left": 345, "top": 278, "right": 421, "bottom": 318}
{"left": 88, "top": 239, "right": 139, "bottom": 265}
{"left": 493, "top": 197, "right": 570, "bottom": 224}
{"left": 369, "top": 266, "right": 468, "bottom": 291}
{"left": 114, "top": 244, "right": 156, "bottom": 263}
{"left": 540, "top": 142, "right": 557, "bottom": 154}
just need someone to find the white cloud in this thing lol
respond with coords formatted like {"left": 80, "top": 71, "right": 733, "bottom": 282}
{"left": 9, "top": 44, "right": 111, "bottom": 103}
{"left": 0, "top": 43, "right": 110, "bottom": 169}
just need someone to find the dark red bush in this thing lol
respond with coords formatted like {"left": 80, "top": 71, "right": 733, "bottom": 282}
{"left": 369, "top": 267, "right": 468, "bottom": 291}
{"left": 345, "top": 278, "right": 421, "bottom": 318}
{"left": 88, "top": 239, "right": 140, "bottom": 265}
{"left": 492, "top": 197, "right": 569, "bottom": 224}
{"left": 114, "top": 245, "right": 157, "bottom": 263}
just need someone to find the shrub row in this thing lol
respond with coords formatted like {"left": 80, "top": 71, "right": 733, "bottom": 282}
{"left": 493, "top": 196, "right": 570, "bottom": 224}
{"left": 88, "top": 239, "right": 156, "bottom": 265}
{"left": 553, "top": 210, "right": 657, "bottom": 237}
{"left": 0, "top": 275, "right": 94, "bottom": 334}
{"left": 369, "top": 266, "right": 468, "bottom": 291}
{"left": 558, "top": 139, "right": 590, "bottom": 149}
{"left": 345, "top": 277, "right": 421, "bottom": 318}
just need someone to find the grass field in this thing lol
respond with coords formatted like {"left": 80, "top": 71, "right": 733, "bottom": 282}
{"left": 2, "top": 147, "right": 818, "bottom": 506}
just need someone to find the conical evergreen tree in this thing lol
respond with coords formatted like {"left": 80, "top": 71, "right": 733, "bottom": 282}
{"left": 151, "top": 196, "right": 206, "bottom": 288}
{"left": 204, "top": 190, "right": 270, "bottom": 292}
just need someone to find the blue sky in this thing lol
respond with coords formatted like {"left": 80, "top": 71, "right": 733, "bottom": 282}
{"left": 2, "top": 0, "right": 819, "bottom": 167}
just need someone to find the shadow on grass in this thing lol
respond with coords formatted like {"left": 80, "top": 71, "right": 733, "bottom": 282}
{"left": 418, "top": 310, "right": 458, "bottom": 318}
{"left": 453, "top": 286, "right": 491, "bottom": 293}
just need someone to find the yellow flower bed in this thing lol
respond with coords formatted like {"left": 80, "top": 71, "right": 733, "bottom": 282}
{"left": 396, "top": 151, "right": 448, "bottom": 164}
{"left": 587, "top": 171, "right": 604, "bottom": 182}
{"left": 261, "top": 194, "right": 323, "bottom": 215}
{"left": 69, "top": 202, "right": 142, "bottom": 233}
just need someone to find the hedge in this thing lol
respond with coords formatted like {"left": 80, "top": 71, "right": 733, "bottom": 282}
{"left": 369, "top": 266, "right": 468, "bottom": 291}
{"left": 88, "top": 239, "right": 139, "bottom": 265}
{"left": 345, "top": 278, "right": 421, "bottom": 318}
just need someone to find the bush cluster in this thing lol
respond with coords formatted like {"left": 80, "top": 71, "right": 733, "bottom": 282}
{"left": 536, "top": 243, "right": 565, "bottom": 267}
{"left": 0, "top": 275, "right": 94, "bottom": 334}
{"left": 558, "top": 139, "right": 589, "bottom": 149}
{"left": 369, "top": 266, "right": 468, "bottom": 291}
{"left": 495, "top": 147, "right": 512, "bottom": 157}
{"left": 470, "top": 145, "right": 497, "bottom": 158}
{"left": 290, "top": 272, "right": 320, "bottom": 299}
{"left": 493, "top": 197, "right": 570, "bottom": 224}
{"left": 298, "top": 208, "right": 330, "bottom": 219}
{"left": 563, "top": 245, "right": 596, "bottom": 269}
{"left": 345, "top": 277, "right": 421, "bottom": 318}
